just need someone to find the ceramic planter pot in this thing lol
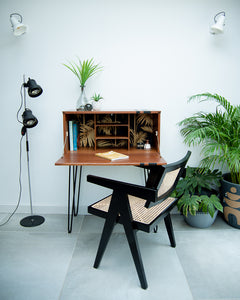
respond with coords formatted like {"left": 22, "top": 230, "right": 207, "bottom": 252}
{"left": 92, "top": 101, "right": 102, "bottom": 111}
{"left": 221, "top": 173, "right": 240, "bottom": 229}
{"left": 184, "top": 209, "right": 218, "bottom": 228}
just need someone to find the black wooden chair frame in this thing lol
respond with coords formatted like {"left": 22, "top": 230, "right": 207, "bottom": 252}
{"left": 87, "top": 151, "right": 191, "bottom": 289}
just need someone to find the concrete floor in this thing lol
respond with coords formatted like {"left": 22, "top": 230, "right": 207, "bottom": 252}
{"left": 0, "top": 213, "right": 239, "bottom": 300}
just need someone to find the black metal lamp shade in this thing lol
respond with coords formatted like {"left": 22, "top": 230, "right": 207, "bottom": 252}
{"left": 24, "top": 78, "right": 43, "bottom": 98}
{"left": 22, "top": 108, "right": 38, "bottom": 128}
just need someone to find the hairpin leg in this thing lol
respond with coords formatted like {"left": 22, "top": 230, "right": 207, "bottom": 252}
{"left": 68, "top": 165, "right": 82, "bottom": 233}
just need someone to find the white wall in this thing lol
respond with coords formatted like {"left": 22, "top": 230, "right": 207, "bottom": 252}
{"left": 0, "top": 0, "right": 239, "bottom": 214}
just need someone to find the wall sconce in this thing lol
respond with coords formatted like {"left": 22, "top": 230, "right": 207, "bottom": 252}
{"left": 210, "top": 11, "right": 226, "bottom": 34}
{"left": 10, "top": 13, "right": 28, "bottom": 36}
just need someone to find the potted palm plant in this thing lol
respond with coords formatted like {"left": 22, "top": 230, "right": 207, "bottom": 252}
{"left": 178, "top": 93, "right": 240, "bottom": 228}
{"left": 63, "top": 58, "right": 103, "bottom": 111}
{"left": 176, "top": 167, "right": 223, "bottom": 228}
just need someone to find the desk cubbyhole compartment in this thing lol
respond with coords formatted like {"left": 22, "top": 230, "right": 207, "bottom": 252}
{"left": 96, "top": 125, "right": 129, "bottom": 138}
{"left": 96, "top": 139, "right": 128, "bottom": 149}
{"left": 129, "top": 113, "right": 157, "bottom": 149}
{"left": 78, "top": 114, "right": 95, "bottom": 149}
{"left": 96, "top": 113, "right": 128, "bottom": 125}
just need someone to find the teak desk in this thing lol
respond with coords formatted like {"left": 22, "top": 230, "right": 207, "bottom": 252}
{"left": 55, "top": 111, "right": 166, "bottom": 233}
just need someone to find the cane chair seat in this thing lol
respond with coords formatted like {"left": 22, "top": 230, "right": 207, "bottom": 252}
{"left": 89, "top": 195, "right": 177, "bottom": 232}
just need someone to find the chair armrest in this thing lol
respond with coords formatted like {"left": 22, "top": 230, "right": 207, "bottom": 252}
{"left": 87, "top": 175, "right": 157, "bottom": 201}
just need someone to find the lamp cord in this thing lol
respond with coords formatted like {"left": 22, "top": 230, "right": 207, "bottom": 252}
{"left": 1, "top": 80, "right": 26, "bottom": 226}
{"left": 25, "top": 129, "right": 33, "bottom": 216}
{"left": 0, "top": 135, "right": 23, "bottom": 226}
{"left": 16, "top": 83, "right": 24, "bottom": 124}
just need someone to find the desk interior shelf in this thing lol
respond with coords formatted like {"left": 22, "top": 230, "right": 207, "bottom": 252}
{"left": 62, "top": 111, "right": 161, "bottom": 153}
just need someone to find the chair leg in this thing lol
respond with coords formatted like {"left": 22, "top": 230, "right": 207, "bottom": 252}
{"left": 123, "top": 225, "right": 148, "bottom": 289}
{"left": 120, "top": 197, "right": 148, "bottom": 289}
{"left": 164, "top": 214, "right": 176, "bottom": 248}
{"left": 94, "top": 192, "right": 119, "bottom": 269}
{"left": 93, "top": 214, "right": 116, "bottom": 268}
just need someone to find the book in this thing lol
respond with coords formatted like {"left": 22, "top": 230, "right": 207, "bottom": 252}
{"left": 95, "top": 151, "right": 129, "bottom": 161}
{"left": 72, "top": 122, "right": 78, "bottom": 151}
{"left": 68, "top": 121, "right": 73, "bottom": 151}
{"left": 69, "top": 121, "right": 78, "bottom": 151}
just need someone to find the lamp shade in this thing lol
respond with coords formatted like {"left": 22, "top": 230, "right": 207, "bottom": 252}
{"left": 25, "top": 78, "right": 43, "bottom": 98}
{"left": 210, "top": 13, "right": 225, "bottom": 34}
{"left": 22, "top": 109, "right": 38, "bottom": 128}
{"left": 10, "top": 13, "right": 27, "bottom": 36}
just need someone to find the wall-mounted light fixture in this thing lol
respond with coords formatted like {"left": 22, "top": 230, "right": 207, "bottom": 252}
{"left": 210, "top": 11, "right": 226, "bottom": 34}
{"left": 10, "top": 13, "right": 28, "bottom": 36}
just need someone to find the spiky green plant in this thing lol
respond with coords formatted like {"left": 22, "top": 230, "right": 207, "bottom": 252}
{"left": 178, "top": 93, "right": 240, "bottom": 184}
{"left": 63, "top": 58, "right": 103, "bottom": 87}
{"left": 91, "top": 93, "right": 103, "bottom": 102}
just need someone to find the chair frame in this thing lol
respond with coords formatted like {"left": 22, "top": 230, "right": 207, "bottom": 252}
{"left": 87, "top": 151, "right": 191, "bottom": 289}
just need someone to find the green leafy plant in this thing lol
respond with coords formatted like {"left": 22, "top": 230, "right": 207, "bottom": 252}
{"left": 91, "top": 93, "right": 103, "bottom": 102}
{"left": 63, "top": 58, "right": 103, "bottom": 87}
{"left": 176, "top": 167, "right": 223, "bottom": 217}
{"left": 178, "top": 93, "right": 240, "bottom": 184}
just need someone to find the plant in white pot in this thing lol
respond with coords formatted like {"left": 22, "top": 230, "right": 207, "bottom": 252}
{"left": 178, "top": 93, "right": 240, "bottom": 228}
{"left": 175, "top": 167, "right": 223, "bottom": 228}
{"left": 63, "top": 58, "right": 103, "bottom": 111}
{"left": 91, "top": 93, "right": 103, "bottom": 111}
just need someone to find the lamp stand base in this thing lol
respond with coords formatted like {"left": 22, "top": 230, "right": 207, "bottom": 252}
{"left": 20, "top": 215, "right": 45, "bottom": 227}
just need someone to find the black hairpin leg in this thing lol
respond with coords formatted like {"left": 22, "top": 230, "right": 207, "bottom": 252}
{"left": 68, "top": 165, "right": 82, "bottom": 233}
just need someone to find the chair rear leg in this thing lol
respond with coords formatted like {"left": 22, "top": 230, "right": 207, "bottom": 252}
{"left": 164, "top": 213, "right": 176, "bottom": 248}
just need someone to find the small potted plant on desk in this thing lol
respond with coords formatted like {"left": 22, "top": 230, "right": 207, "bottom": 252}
{"left": 178, "top": 93, "right": 240, "bottom": 228}
{"left": 91, "top": 93, "right": 103, "bottom": 111}
{"left": 175, "top": 167, "right": 223, "bottom": 228}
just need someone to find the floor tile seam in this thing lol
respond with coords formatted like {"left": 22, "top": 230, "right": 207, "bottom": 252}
{"left": 174, "top": 228, "right": 238, "bottom": 233}
{"left": 194, "top": 298, "right": 240, "bottom": 300}
{"left": 58, "top": 230, "right": 81, "bottom": 300}
{"left": 0, "top": 229, "right": 81, "bottom": 235}
{"left": 174, "top": 247, "right": 195, "bottom": 300}
{"left": 75, "top": 215, "right": 85, "bottom": 234}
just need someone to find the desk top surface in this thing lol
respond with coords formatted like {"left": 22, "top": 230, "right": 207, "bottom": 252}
{"left": 55, "top": 149, "right": 166, "bottom": 166}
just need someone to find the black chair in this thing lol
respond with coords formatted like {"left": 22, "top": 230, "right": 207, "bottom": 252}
{"left": 87, "top": 151, "right": 191, "bottom": 289}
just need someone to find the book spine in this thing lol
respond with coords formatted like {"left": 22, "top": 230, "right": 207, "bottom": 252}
{"left": 73, "top": 122, "right": 78, "bottom": 151}
{"left": 69, "top": 121, "right": 73, "bottom": 151}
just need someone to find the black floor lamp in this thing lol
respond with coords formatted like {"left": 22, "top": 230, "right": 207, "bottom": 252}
{"left": 19, "top": 75, "right": 45, "bottom": 227}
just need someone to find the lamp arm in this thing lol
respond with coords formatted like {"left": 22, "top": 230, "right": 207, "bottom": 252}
{"left": 214, "top": 11, "right": 225, "bottom": 22}
{"left": 10, "top": 13, "right": 23, "bottom": 23}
